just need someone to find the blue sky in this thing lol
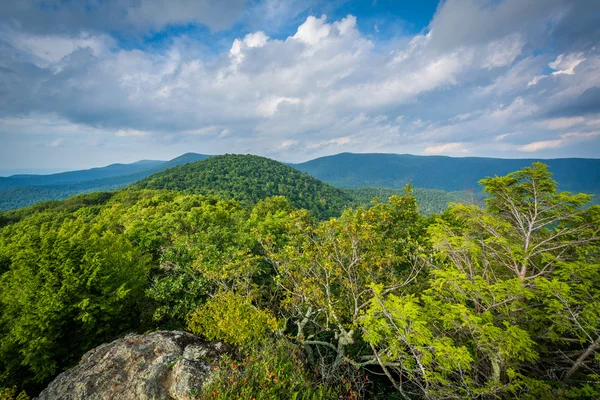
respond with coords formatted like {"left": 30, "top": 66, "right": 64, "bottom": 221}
{"left": 0, "top": 0, "right": 599, "bottom": 173}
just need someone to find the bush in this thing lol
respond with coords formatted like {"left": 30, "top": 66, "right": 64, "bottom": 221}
{"left": 187, "top": 291, "right": 278, "bottom": 351}
{"left": 198, "top": 340, "right": 343, "bottom": 400}
{"left": 0, "top": 387, "right": 29, "bottom": 400}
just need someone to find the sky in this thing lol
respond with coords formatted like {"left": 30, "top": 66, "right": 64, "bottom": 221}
{"left": 1, "top": 0, "right": 599, "bottom": 173}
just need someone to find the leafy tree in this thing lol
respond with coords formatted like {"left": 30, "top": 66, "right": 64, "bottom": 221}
{"left": 360, "top": 162, "right": 599, "bottom": 398}
{"left": 0, "top": 211, "right": 151, "bottom": 391}
{"left": 187, "top": 291, "right": 278, "bottom": 351}
{"left": 261, "top": 187, "right": 428, "bottom": 379}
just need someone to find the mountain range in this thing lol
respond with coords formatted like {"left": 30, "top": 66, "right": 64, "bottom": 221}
{"left": 1, "top": 152, "right": 598, "bottom": 212}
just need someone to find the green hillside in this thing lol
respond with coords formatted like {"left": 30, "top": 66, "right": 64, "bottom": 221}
{"left": 293, "top": 153, "right": 600, "bottom": 197}
{"left": 133, "top": 154, "right": 354, "bottom": 219}
{"left": 0, "top": 153, "right": 211, "bottom": 211}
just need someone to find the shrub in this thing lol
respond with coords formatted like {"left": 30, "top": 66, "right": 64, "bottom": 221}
{"left": 187, "top": 291, "right": 278, "bottom": 351}
{"left": 197, "top": 340, "right": 342, "bottom": 400}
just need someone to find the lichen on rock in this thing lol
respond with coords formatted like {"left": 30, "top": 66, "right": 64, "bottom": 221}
{"left": 35, "top": 331, "right": 229, "bottom": 400}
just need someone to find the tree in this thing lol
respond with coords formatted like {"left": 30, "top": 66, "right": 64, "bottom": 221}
{"left": 360, "top": 163, "right": 600, "bottom": 398}
{"left": 0, "top": 212, "right": 150, "bottom": 390}
{"left": 261, "top": 187, "right": 427, "bottom": 381}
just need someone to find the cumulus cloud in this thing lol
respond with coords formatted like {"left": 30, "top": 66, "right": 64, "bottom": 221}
{"left": 1, "top": 0, "right": 600, "bottom": 170}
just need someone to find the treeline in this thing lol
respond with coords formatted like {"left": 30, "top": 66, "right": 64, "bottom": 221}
{"left": 345, "top": 186, "right": 485, "bottom": 215}
{"left": 0, "top": 163, "right": 598, "bottom": 399}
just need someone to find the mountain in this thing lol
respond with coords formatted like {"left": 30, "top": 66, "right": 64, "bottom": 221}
{"left": 3, "top": 152, "right": 598, "bottom": 213}
{"left": 154, "top": 152, "right": 212, "bottom": 171}
{"left": 133, "top": 154, "right": 354, "bottom": 219}
{"left": 0, "top": 153, "right": 211, "bottom": 211}
{"left": 0, "top": 160, "right": 164, "bottom": 190}
{"left": 293, "top": 153, "right": 600, "bottom": 196}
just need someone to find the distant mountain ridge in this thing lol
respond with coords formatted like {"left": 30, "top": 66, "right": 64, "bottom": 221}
{"left": 0, "top": 160, "right": 164, "bottom": 190}
{"left": 2, "top": 152, "right": 598, "bottom": 212}
{"left": 293, "top": 153, "right": 600, "bottom": 196}
{"left": 0, "top": 153, "right": 211, "bottom": 210}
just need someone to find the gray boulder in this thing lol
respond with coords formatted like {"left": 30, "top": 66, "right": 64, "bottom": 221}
{"left": 36, "top": 331, "right": 229, "bottom": 400}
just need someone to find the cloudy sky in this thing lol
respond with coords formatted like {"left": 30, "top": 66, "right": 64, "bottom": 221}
{"left": 1, "top": 0, "right": 599, "bottom": 173}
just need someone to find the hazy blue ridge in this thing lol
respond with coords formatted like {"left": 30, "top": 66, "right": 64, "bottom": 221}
{"left": 0, "top": 153, "right": 211, "bottom": 210}
{"left": 292, "top": 153, "right": 600, "bottom": 196}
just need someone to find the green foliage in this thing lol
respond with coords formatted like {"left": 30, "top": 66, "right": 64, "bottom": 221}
{"left": 404, "top": 161, "right": 600, "bottom": 397}
{"left": 134, "top": 154, "right": 354, "bottom": 219}
{"left": 0, "top": 387, "right": 29, "bottom": 400}
{"left": 198, "top": 340, "right": 345, "bottom": 400}
{"left": 0, "top": 206, "right": 151, "bottom": 390}
{"left": 1, "top": 161, "right": 598, "bottom": 399}
{"left": 345, "top": 186, "right": 484, "bottom": 215}
{"left": 0, "top": 190, "right": 257, "bottom": 392}
{"left": 187, "top": 291, "right": 278, "bottom": 351}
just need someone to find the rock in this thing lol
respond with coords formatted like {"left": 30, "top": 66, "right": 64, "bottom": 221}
{"left": 36, "top": 331, "right": 229, "bottom": 400}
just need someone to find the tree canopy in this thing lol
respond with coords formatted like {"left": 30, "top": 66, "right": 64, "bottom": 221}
{"left": 0, "top": 162, "right": 598, "bottom": 399}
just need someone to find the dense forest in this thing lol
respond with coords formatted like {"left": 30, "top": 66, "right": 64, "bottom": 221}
{"left": 0, "top": 161, "right": 598, "bottom": 399}
{"left": 345, "top": 187, "right": 485, "bottom": 215}
{"left": 133, "top": 154, "right": 356, "bottom": 219}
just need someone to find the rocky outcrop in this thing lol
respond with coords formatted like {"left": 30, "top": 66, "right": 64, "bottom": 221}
{"left": 36, "top": 331, "right": 229, "bottom": 400}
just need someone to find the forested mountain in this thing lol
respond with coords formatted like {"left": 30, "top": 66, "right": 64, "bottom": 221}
{"left": 2, "top": 152, "right": 598, "bottom": 212}
{"left": 0, "top": 153, "right": 211, "bottom": 210}
{"left": 1, "top": 162, "right": 598, "bottom": 399}
{"left": 133, "top": 154, "right": 354, "bottom": 219}
{"left": 294, "top": 153, "right": 600, "bottom": 195}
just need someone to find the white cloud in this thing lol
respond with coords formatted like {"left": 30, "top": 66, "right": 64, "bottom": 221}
{"left": 218, "top": 129, "right": 232, "bottom": 138}
{"left": 527, "top": 75, "right": 546, "bottom": 86}
{"left": 8, "top": 32, "right": 115, "bottom": 66}
{"left": 490, "top": 97, "right": 539, "bottom": 120}
{"left": 482, "top": 34, "right": 523, "bottom": 69}
{"left": 125, "top": 0, "right": 245, "bottom": 31}
{"left": 306, "top": 136, "right": 352, "bottom": 149}
{"left": 257, "top": 97, "right": 302, "bottom": 117}
{"left": 518, "top": 131, "right": 600, "bottom": 152}
{"left": 115, "top": 129, "right": 152, "bottom": 137}
{"left": 2, "top": 1, "right": 600, "bottom": 169}
{"left": 423, "top": 142, "right": 468, "bottom": 154}
{"left": 48, "top": 137, "right": 65, "bottom": 147}
{"left": 539, "top": 117, "right": 586, "bottom": 130}
{"left": 494, "top": 133, "right": 514, "bottom": 141}
{"left": 182, "top": 126, "right": 220, "bottom": 136}
{"left": 518, "top": 139, "right": 563, "bottom": 152}
{"left": 279, "top": 139, "right": 299, "bottom": 150}
{"left": 549, "top": 53, "right": 585, "bottom": 75}
{"left": 293, "top": 15, "right": 332, "bottom": 45}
